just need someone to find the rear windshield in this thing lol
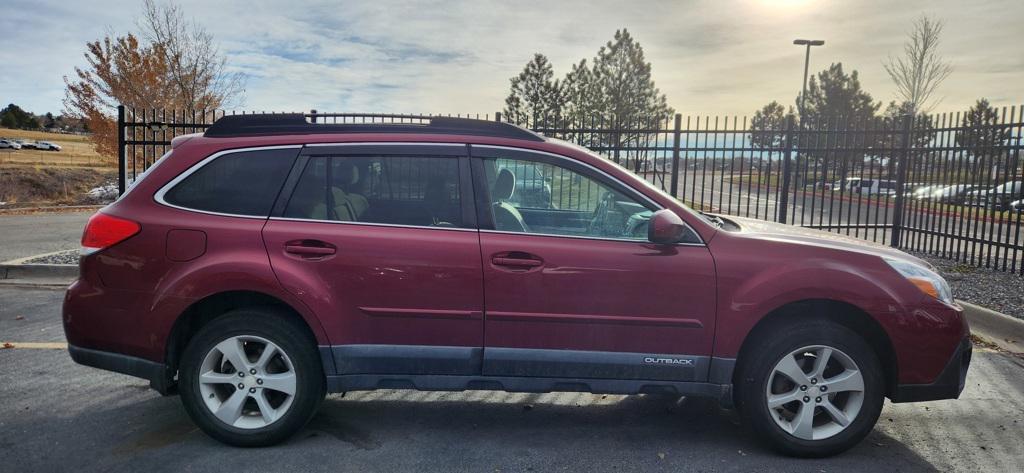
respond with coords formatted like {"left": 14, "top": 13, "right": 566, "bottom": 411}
{"left": 162, "top": 148, "right": 298, "bottom": 216}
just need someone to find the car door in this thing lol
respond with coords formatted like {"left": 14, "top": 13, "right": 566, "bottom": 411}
{"left": 263, "top": 144, "right": 484, "bottom": 376}
{"left": 471, "top": 145, "right": 718, "bottom": 382}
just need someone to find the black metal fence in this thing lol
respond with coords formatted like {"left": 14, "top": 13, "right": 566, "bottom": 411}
{"left": 117, "top": 105, "right": 1024, "bottom": 274}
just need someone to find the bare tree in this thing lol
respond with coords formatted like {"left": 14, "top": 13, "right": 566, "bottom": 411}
{"left": 63, "top": 1, "right": 244, "bottom": 158}
{"left": 139, "top": 0, "right": 244, "bottom": 110}
{"left": 883, "top": 15, "right": 953, "bottom": 115}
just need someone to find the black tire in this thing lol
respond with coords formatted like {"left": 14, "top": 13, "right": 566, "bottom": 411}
{"left": 178, "top": 308, "right": 325, "bottom": 447}
{"left": 735, "top": 320, "right": 885, "bottom": 457}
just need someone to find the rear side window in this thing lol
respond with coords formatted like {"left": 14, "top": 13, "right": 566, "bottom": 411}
{"left": 162, "top": 148, "right": 298, "bottom": 216}
{"left": 283, "top": 155, "right": 464, "bottom": 228}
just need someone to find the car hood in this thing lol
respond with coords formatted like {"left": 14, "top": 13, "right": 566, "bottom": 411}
{"left": 721, "top": 215, "right": 930, "bottom": 267}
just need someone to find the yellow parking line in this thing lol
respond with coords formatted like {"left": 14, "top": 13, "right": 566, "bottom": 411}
{"left": 1, "top": 342, "right": 68, "bottom": 349}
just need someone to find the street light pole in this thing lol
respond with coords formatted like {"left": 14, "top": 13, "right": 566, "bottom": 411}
{"left": 793, "top": 39, "right": 825, "bottom": 119}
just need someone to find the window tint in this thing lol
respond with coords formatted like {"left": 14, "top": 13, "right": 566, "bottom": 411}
{"left": 163, "top": 148, "right": 296, "bottom": 216}
{"left": 482, "top": 156, "right": 652, "bottom": 240}
{"left": 284, "top": 155, "right": 463, "bottom": 228}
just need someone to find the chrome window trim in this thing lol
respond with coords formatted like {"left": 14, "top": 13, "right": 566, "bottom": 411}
{"left": 479, "top": 229, "right": 706, "bottom": 247}
{"left": 153, "top": 145, "right": 303, "bottom": 220}
{"left": 472, "top": 144, "right": 705, "bottom": 245}
{"left": 268, "top": 216, "right": 477, "bottom": 233}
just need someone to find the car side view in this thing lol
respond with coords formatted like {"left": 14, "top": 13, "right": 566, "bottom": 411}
{"left": 63, "top": 114, "right": 970, "bottom": 457}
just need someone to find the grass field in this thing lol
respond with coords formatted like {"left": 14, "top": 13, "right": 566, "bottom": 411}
{"left": 0, "top": 128, "right": 112, "bottom": 168}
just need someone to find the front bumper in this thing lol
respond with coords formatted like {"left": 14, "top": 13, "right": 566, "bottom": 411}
{"left": 890, "top": 337, "right": 972, "bottom": 403}
{"left": 68, "top": 344, "right": 175, "bottom": 395}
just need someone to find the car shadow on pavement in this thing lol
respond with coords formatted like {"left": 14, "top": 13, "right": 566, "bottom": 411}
{"left": 0, "top": 360, "right": 942, "bottom": 472}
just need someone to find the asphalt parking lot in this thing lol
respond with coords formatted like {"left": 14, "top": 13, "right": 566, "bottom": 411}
{"left": 2, "top": 285, "right": 1023, "bottom": 473}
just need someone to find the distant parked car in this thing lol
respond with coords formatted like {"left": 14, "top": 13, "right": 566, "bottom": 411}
{"left": 35, "top": 141, "right": 62, "bottom": 151}
{"left": 1010, "top": 199, "right": 1023, "bottom": 213}
{"left": 14, "top": 140, "right": 39, "bottom": 150}
{"left": 0, "top": 139, "right": 21, "bottom": 150}
{"left": 967, "top": 181, "right": 1023, "bottom": 210}
{"left": 927, "top": 185, "right": 980, "bottom": 204}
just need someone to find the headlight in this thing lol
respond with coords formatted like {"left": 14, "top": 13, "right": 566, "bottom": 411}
{"left": 884, "top": 258, "right": 954, "bottom": 305}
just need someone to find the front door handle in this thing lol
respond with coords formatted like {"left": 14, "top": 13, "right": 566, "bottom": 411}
{"left": 284, "top": 240, "right": 337, "bottom": 258}
{"left": 491, "top": 252, "right": 544, "bottom": 270}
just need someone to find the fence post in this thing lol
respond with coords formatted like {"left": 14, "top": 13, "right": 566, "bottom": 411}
{"left": 495, "top": 111, "right": 502, "bottom": 123}
{"left": 776, "top": 115, "right": 796, "bottom": 224}
{"left": 117, "top": 105, "right": 126, "bottom": 195}
{"left": 309, "top": 109, "right": 317, "bottom": 124}
{"left": 669, "top": 114, "right": 682, "bottom": 198}
{"left": 890, "top": 114, "right": 914, "bottom": 248}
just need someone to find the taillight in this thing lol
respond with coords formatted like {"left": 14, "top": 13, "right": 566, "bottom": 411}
{"left": 81, "top": 212, "right": 141, "bottom": 255}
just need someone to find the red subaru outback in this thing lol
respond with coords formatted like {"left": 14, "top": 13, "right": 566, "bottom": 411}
{"left": 63, "top": 114, "right": 970, "bottom": 456}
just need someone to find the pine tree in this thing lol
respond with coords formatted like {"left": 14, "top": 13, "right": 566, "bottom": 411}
{"left": 503, "top": 54, "right": 563, "bottom": 127}
{"left": 799, "top": 63, "right": 881, "bottom": 171}
{"left": 588, "top": 29, "right": 673, "bottom": 170}
{"left": 956, "top": 98, "right": 1011, "bottom": 182}
{"left": 749, "top": 101, "right": 794, "bottom": 149}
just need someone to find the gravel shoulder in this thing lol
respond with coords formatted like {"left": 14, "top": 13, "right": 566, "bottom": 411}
{"left": 913, "top": 252, "right": 1024, "bottom": 320}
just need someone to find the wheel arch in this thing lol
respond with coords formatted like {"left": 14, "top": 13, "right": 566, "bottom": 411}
{"left": 163, "top": 290, "right": 329, "bottom": 393}
{"left": 732, "top": 299, "right": 898, "bottom": 398}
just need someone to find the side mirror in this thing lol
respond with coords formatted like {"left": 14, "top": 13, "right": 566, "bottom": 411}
{"left": 648, "top": 209, "right": 687, "bottom": 244}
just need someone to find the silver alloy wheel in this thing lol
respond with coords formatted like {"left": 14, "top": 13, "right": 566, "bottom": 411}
{"left": 198, "top": 335, "right": 297, "bottom": 429}
{"left": 766, "top": 345, "right": 865, "bottom": 441}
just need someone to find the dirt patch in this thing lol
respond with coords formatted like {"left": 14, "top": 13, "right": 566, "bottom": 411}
{"left": 0, "top": 166, "right": 116, "bottom": 208}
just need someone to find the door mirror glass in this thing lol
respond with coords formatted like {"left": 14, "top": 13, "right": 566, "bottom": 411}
{"left": 647, "top": 209, "right": 686, "bottom": 244}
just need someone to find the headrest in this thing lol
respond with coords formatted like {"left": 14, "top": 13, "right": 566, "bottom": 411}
{"left": 494, "top": 168, "right": 516, "bottom": 201}
{"left": 333, "top": 162, "right": 359, "bottom": 186}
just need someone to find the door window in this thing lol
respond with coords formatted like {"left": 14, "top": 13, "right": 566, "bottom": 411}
{"left": 480, "top": 156, "right": 653, "bottom": 240}
{"left": 283, "top": 155, "right": 464, "bottom": 228}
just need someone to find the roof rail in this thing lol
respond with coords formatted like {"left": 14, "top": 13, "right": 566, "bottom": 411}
{"left": 202, "top": 113, "right": 544, "bottom": 141}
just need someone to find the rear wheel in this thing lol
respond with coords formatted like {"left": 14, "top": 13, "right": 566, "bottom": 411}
{"left": 179, "top": 308, "right": 324, "bottom": 447}
{"left": 736, "top": 320, "right": 884, "bottom": 457}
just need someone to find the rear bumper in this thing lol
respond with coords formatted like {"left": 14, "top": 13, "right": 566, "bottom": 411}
{"left": 68, "top": 344, "right": 175, "bottom": 395}
{"left": 890, "top": 337, "right": 972, "bottom": 403}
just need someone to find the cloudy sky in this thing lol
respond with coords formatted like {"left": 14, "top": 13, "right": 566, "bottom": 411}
{"left": 2, "top": 0, "right": 1022, "bottom": 117}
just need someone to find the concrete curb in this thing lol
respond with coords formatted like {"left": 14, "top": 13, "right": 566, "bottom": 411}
{"left": 0, "top": 264, "right": 78, "bottom": 281}
{"left": 960, "top": 300, "right": 1024, "bottom": 354}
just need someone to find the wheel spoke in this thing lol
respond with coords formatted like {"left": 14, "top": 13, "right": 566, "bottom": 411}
{"left": 255, "top": 344, "right": 278, "bottom": 371}
{"left": 253, "top": 390, "right": 279, "bottom": 424}
{"left": 774, "top": 354, "right": 810, "bottom": 385}
{"left": 811, "top": 347, "right": 833, "bottom": 379}
{"left": 767, "top": 389, "right": 802, "bottom": 409}
{"left": 261, "top": 372, "right": 297, "bottom": 395}
{"left": 821, "top": 399, "right": 851, "bottom": 427}
{"left": 822, "top": 369, "right": 864, "bottom": 393}
{"left": 200, "top": 371, "right": 238, "bottom": 385}
{"left": 215, "top": 389, "right": 248, "bottom": 425}
{"left": 215, "top": 338, "right": 250, "bottom": 373}
{"left": 789, "top": 402, "right": 816, "bottom": 440}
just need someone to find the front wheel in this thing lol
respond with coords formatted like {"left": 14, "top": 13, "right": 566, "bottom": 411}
{"left": 179, "top": 309, "right": 325, "bottom": 447}
{"left": 736, "top": 321, "right": 885, "bottom": 457}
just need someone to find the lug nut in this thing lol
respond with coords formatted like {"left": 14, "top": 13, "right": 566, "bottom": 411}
{"left": 815, "top": 397, "right": 822, "bottom": 403}
{"left": 803, "top": 396, "right": 810, "bottom": 403}
{"left": 800, "top": 385, "right": 808, "bottom": 391}
{"left": 811, "top": 378, "right": 818, "bottom": 384}
{"left": 249, "top": 387, "right": 256, "bottom": 393}
{"left": 237, "top": 383, "right": 244, "bottom": 390}
{"left": 256, "top": 379, "right": 263, "bottom": 385}
{"left": 820, "top": 386, "right": 828, "bottom": 392}
{"left": 250, "top": 369, "right": 257, "bottom": 375}
{"left": 238, "top": 372, "right": 244, "bottom": 377}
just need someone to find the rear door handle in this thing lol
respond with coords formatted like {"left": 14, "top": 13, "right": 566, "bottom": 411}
{"left": 284, "top": 240, "right": 337, "bottom": 257}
